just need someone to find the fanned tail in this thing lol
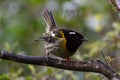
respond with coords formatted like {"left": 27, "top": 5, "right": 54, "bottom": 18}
{"left": 35, "top": 9, "right": 56, "bottom": 41}
{"left": 43, "top": 9, "right": 56, "bottom": 33}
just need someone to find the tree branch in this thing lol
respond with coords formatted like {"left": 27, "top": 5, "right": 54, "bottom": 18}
{"left": 109, "top": 0, "right": 120, "bottom": 18}
{"left": 0, "top": 50, "right": 120, "bottom": 80}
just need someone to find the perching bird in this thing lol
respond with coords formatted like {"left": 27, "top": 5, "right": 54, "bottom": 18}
{"left": 36, "top": 9, "right": 87, "bottom": 60}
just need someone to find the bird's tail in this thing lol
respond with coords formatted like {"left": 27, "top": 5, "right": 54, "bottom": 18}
{"left": 43, "top": 9, "right": 56, "bottom": 33}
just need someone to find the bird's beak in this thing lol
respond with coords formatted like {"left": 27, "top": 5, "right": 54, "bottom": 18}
{"left": 81, "top": 38, "right": 88, "bottom": 42}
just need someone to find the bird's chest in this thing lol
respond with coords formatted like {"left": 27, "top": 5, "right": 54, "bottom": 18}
{"left": 44, "top": 39, "right": 73, "bottom": 59}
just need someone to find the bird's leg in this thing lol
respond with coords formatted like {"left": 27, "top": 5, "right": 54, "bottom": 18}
{"left": 66, "top": 57, "right": 73, "bottom": 66}
{"left": 66, "top": 57, "right": 72, "bottom": 62}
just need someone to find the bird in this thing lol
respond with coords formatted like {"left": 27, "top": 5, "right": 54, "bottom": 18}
{"left": 35, "top": 9, "right": 87, "bottom": 60}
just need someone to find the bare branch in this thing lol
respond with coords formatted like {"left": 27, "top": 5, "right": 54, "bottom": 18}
{"left": 109, "top": 0, "right": 120, "bottom": 18}
{"left": 110, "top": 0, "right": 120, "bottom": 11}
{"left": 0, "top": 50, "right": 120, "bottom": 80}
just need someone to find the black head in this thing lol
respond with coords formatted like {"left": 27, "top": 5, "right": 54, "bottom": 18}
{"left": 59, "top": 29, "right": 87, "bottom": 53}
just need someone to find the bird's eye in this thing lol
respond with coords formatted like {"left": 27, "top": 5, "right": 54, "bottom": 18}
{"left": 75, "top": 35, "right": 79, "bottom": 39}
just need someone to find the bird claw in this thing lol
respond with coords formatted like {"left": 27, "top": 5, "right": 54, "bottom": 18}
{"left": 66, "top": 57, "right": 72, "bottom": 63}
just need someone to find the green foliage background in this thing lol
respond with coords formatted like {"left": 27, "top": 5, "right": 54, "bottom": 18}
{"left": 0, "top": 0, "right": 120, "bottom": 80}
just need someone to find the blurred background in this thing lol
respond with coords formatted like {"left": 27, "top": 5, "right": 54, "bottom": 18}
{"left": 0, "top": 0, "right": 120, "bottom": 80}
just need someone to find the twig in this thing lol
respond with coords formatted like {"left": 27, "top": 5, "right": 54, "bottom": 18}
{"left": 100, "top": 51, "right": 109, "bottom": 66}
{"left": 110, "top": 0, "right": 120, "bottom": 11}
